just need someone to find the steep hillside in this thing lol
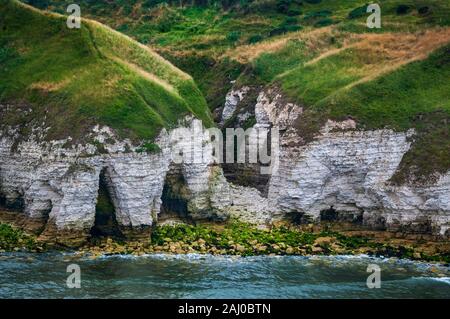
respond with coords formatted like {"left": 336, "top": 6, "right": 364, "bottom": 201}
{"left": 0, "top": 0, "right": 212, "bottom": 147}
{"left": 23, "top": 0, "right": 450, "bottom": 110}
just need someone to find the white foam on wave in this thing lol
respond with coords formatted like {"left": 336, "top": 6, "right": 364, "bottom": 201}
{"left": 69, "top": 252, "right": 449, "bottom": 274}
{"left": 423, "top": 277, "right": 450, "bottom": 285}
{"left": 407, "top": 276, "right": 450, "bottom": 285}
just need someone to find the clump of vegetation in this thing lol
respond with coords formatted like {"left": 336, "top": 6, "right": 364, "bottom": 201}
{"left": 396, "top": 4, "right": 412, "bottom": 15}
{"left": 226, "top": 31, "right": 241, "bottom": 44}
{"left": 276, "top": 0, "right": 302, "bottom": 16}
{"left": 314, "top": 17, "right": 334, "bottom": 27}
{"left": 418, "top": 6, "right": 430, "bottom": 15}
{"left": 348, "top": 4, "right": 367, "bottom": 19}
{"left": 303, "top": 9, "right": 332, "bottom": 26}
{"left": 390, "top": 111, "right": 450, "bottom": 185}
{"left": 247, "top": 34, "right": 264, "bottom": 44}
{"left": 0, "top": 223, "right": 39, "bottom": 251}
{"left": 136, "top": 142, "right": 161, "bottom": 153}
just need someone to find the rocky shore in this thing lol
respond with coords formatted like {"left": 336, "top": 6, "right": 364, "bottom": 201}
{"left": 2, "top": 221, "right": 449, "bottom": 263}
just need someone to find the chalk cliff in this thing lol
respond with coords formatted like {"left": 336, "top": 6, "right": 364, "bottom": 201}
{"left": 1, "top": 0, "right": 449, "bottom": 245}
{"left": 2, "top": 85, "right": 449, "bottom": 246}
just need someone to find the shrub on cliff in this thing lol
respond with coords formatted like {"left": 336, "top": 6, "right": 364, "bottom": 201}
{"left": 396, "top": 4, "right": 412, "bottom": 15}
{"left": 348, "top": 4, "right": 367, "bottom": 19}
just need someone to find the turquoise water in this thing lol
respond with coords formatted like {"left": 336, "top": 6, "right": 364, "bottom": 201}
{"left": 0, "top": 252, "right": 449, "bottom": 298}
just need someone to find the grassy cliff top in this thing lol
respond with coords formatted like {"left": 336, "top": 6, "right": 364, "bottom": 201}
{"left": 0, "top": 0, "right": 212, "bottom": 144}
{"left": 20, "top": 1, "right": 450, "bottom": 112}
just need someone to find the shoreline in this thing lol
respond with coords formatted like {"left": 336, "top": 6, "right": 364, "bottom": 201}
{"left": 2, "top": 221, "right": 449, "bottom": 264}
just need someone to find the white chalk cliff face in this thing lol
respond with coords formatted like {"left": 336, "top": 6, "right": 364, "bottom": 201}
{"left": 220, "top": 86, "right": 251, "bottom": 125}
{"left": 219, "top": 87, "right": 450, "bottom": 237}
{"left": 1, "top": 85, "right": 450, "bottom": 244}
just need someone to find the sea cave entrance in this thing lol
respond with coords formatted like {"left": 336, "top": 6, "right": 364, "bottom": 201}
{"left": 90, "top": 168, "right": 123, "bottom": 240}
{"left": 159, "top": 165, "right": 190, "bottom": 223}
{"left": 320, "top": 206, "right": 363, "bottom": 225}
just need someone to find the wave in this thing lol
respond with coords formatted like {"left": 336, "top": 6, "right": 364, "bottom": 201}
{"left": 413, "top": 277, "right": 450, "bottom": 285}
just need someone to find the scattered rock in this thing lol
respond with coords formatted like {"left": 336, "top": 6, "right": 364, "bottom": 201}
{"left": 257, "top": 245, "right": 268, "bottom": 252}
{"left": 311, "top": 246, "right": 323, "bottom": 253}
{"left": 314, "top": 237, "right": 336, "bottom": 247}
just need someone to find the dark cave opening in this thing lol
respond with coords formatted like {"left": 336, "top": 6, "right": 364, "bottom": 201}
{"left": 0, "top": 190, "right": 24, "bottom": 212}
{"left": 320, "top": 206, "right": 339, "bottom": 221}
{"left": 90, "top": 168, "right": 123, "bottom": 240}
{"left": 320, "top": 206, "right": 363, "bottom": 224}
{"left": 159, "top": 168, "right": 190, "bottom": 223}
{"left": 0, "top": 193, "right": 6, "bottom": 209}
{"left": 288, "top": 211, "right": 313, "bottom": 225}
{"left": 221, "top": 129, "right": 271, "bottom": 196}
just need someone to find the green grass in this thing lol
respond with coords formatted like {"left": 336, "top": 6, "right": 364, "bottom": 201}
{"left": 0, "top": 0, "right": 212, "bottom": 145}
{"left": 0, "top": 223, "right": 38, "bottom": 251}
{"left": 317, "top": 46, "right": 450, "bottom": 131}
{"left": 251, "top": 39, "right": 316, "bottom": 83}
{"left": 279, "top": 47, "right": 389, "bottom": 107}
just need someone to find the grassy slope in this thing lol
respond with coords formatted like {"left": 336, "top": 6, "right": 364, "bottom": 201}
{"left": 0, "top": 0, "right": 212, "bottom": 145}
{"left": 27, "top": 0, "right": 450, "bottom": 109}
